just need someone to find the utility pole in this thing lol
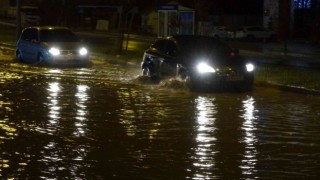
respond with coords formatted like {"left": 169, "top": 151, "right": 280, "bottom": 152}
{"left": 279, "top": 0, "right": 291, "bottom": 53}
{"left": 125, "top": 7, "right": 138, "bottom": 52}
{"left": 16, "top": 0, "right": 22, "bottom": 41}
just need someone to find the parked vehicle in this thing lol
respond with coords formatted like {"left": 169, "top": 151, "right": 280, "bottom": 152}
{"left": 210, "top": 26, "right": 233, "bottom": 39}
{"left": 233, "top": 26, "right": 276, "bottom": 41}
{"left": 16, "top": 26, "right": 90, "bottom": 67}
{"left": 141, "top": 35, "right": 254, "bottom": 91}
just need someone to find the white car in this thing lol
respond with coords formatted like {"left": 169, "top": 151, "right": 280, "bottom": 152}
{"left": 233, "top": 26, "right": 276, "bottom": 40}
{"left": 210, "top": 26, "right": 233, "bottom": 39}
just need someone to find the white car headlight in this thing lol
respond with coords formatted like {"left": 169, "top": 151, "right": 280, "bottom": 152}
{"left": 79, "top": 47, "right": 88, "bottom": 56}
{"left": 197, "top": 62, "right": 216, "bottom": 73}
{"left": 49, "top": 47, "right": 60, "bottom": 56}
{"left": 246, "top": 63, "right": 255, "bottom": 72}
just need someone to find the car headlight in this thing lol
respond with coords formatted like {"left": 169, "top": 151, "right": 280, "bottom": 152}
{"left": 246, "top": 63, "right": 255, "bottom": 72}
{"left": 79, "top": 47, "right": 88, "bottom": 56}
{"left": 197, "top": 62, "right": 216, "bottom": 73}
{"left": 49, "top": 47, "right": 60, "bottom": 56}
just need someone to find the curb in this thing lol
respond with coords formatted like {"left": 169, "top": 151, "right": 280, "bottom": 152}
{"left": 255, "top": 81, "right": 320, "bottom": 96}
{"left": 241, "top": 50, "right": 320, "bottom": 69}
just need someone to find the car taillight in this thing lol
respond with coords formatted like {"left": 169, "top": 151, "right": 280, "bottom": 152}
{"left": 230, "top": 51, "right": 236, "bottom": 57}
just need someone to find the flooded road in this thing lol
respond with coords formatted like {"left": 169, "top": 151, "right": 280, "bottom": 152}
{"left": 1, "top": 57, "right": 320, "bottom": 179}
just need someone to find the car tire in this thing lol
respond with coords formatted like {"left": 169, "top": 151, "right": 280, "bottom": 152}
{"left": 188, "top": 76, "right": 204, "bottom": 92}
{"left": 142, "top": 66, "right": 151, "bottom": 77}
{"left": 177, "top": 68, "right": 188, "bottom": 80}
{"left": 36, "top": 53, "right": 47, "bottom": 66}
{"left": 16, "top": 50, "right": 24, "bottom": 63}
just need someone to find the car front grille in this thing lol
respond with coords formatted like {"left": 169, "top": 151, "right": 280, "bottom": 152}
{"left": 216, "top": 67, "right": 242, "bottom": 76}
{"left": 60, "top": 50, "right": 78, "bottom": 55}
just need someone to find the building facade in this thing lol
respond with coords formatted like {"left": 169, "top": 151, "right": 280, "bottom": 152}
{"left": 264, "top": 0, "right": 320, "bottom": 39}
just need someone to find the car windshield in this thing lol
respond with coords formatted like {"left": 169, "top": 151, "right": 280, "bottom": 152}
{"left": 176, "top": 36, "right": 232, "bottom": 58}
{"left": 39, "top": 29, "right": 79, "bottom": 42}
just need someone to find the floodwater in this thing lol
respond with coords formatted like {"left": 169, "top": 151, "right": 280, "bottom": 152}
{"left": 1, "top": 59, "right": 320, "bottom": 179}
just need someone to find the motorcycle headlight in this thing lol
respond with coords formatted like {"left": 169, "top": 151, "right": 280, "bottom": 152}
{"left": 79, "top": 47, "right": 88, "bottom": 56}
{"left": 49, "top": 47, "right": 60, "bottom": 56}
{"left": 246, "top": 63, "right": 255, "bottom": 72}
{"left": 197, "top": 63, "right": 216, "bottom": 73}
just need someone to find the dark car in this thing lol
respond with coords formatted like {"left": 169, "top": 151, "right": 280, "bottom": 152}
{"left": 16, "top": 26, "right": 89, "bottom": 66}
{"left": 141, "top": 35, "right": 254, "bottom": 91}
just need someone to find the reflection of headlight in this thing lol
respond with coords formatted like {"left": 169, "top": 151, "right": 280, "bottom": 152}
{"left": 49, "top": 47, "right": 60, "bottom": 56}
{"left": 197, "top": 62, "right": 216, "bottom": 73}
{"left": 79, "top": 47, "right": 88, "bottom": 56}
{"left": 246, "top": 63, "right": 255, "bottom": 72}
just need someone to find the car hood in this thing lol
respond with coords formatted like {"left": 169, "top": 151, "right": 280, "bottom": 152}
{"left": 179, "top": 51, "right": 244, "bottom": 68}
{"left": 42, "top": 42, "right": 87, "bottom": 50}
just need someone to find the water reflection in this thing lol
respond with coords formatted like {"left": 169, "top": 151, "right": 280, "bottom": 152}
{"left": 240, "top": 96, "right": 258, "bottom": 176}
{"left": 191, "top": 95, "right": 260, "bottom": 179}
{"left": 47, "top": 82, "right": 61, "bottom": 134}
{"left": 42, "top": 81, "right": 90, "bottom": 178}
{"left": 192, "top": 96, "right": 217, "bottom": 179}
{"left": 74, "top": 85, "right": 90, "bottom": 137}
{"left": 0, "top": 118, "right": 17, "bottom": 141}
{"left": 117, "top": 87, "right": 163, "bottom": 138}
{"left": 40, "top": 82, "right": 63, "bottom": 178}
{"left": 47, "top": 69, "right": 63, "bottom": 74}
{"left": 0, "top": 115, "right": 17, "bottom": 176}
{"left": 117, "top": 88, "right": 139, "bottom": 137}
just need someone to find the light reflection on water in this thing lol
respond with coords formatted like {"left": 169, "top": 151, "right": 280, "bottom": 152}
{"left": 38, "top": 81, "right": 91, "bottom": 179}
{"left": 40, "top": 82, "right": 64, "bottom": 178}
{"left": 240, "top": 96, "right": 258, "bottom": 176}
{"left": 192, "top": 96, "right": 217, "bottom": 180}
{"left": 117, "top": 87, "right": 165, "bottom": 139}
{"left": 117, "top": 87, "right": 140, "bottom": 137}
{"left": 74, "top": 85, "right": 90, "bottom": 137}
{"left": 47, "top": 82, "right": 61, "bottom": 132}
{"left": 191, "top": 95, "right": 260, "bottom": 179}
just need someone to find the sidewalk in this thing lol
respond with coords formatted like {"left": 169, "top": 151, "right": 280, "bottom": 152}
{"left": 228, "top": 40, "right": 320, "bottom": 68}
